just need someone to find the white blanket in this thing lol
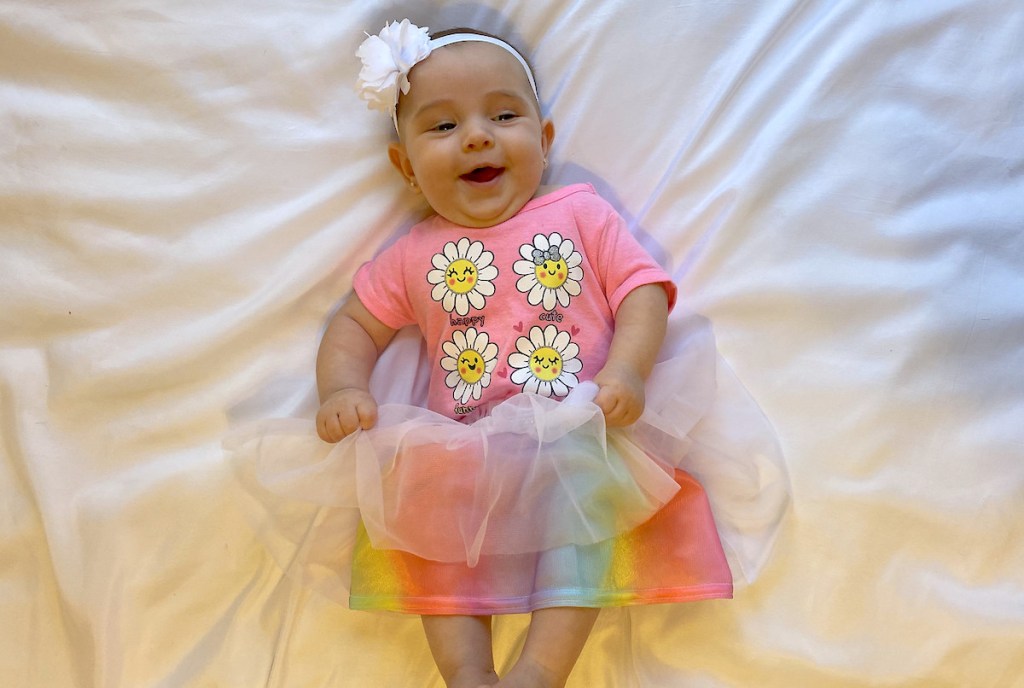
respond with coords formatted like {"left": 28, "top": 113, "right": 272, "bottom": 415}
{"left": 3, "top": 0, "right": 1022, "bottom": 686}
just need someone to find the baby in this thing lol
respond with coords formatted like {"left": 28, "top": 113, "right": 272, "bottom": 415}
{"left": 315, "top": 20, "right": 731, "bottom": 688}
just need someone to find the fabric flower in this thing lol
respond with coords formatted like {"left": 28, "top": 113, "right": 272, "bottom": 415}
{"left": 513, "top": 233, "right": 584, "bottom": 310}
{"left": 427, "top": 237, "right": 498, "bottom": 316}
{"left": 507, "top": 325, "right": 582, "bottom": 398}
{"left": 355, "top": 20, "right": 432, "bottom": 114}
{"left": 440, "top": 328, "right": 499, "bottom": 404}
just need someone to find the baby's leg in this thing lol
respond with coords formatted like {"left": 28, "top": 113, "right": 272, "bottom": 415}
{"left": 498, "top": 607, "right": 600, "bottom": 688}
{"left": 422, "top": 614, "right": 500, "bottom": 688}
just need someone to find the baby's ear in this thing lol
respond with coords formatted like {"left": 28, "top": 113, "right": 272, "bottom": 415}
{"left": 388, "top": 142, "right": 417, "bottom": 188}
{"left": 541, "top": 119, "right": 556, "bottom": 159}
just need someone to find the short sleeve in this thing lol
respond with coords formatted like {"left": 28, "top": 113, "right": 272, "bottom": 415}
{"left": 352, "top": 237, "right": 418, "bottom": 329}
{"left": 576, "top": 193, "right": 678, "bottom": 314}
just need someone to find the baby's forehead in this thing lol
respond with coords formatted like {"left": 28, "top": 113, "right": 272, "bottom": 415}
{"left": 395, "top": 39, "right": 541, "bottom": 130}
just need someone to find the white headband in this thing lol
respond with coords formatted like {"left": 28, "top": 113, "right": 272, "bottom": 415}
{"left": 355, "top": 20, "right": 540, "bottom": 132}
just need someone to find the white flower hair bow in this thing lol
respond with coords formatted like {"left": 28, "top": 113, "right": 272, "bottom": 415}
{"left": 355, "top": 20, "right": 432, "bottom": 119}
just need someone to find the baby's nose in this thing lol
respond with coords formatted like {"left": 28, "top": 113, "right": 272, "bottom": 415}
{"left": 462, "top": 121, "right": 494, "bottom": 150}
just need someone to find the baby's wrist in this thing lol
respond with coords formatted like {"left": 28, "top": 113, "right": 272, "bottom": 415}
{"left": 596, "top": 359, "right": 642, "bottom": 383}
{"left": 321, "top": 386, "right": 372, "bottom": 403}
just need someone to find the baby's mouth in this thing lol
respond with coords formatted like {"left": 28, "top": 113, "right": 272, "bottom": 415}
{"left": 461, "top": 166, "right": 504, "bottom": 183}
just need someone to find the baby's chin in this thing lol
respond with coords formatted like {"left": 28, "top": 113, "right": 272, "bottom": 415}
{"left": 433, "top": 201, "right": 525, "bottom": 228}
{"left": 426, "top": 182, "right": 557, "bottom": 228}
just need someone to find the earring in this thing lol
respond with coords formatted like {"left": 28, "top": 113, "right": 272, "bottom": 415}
{"left": 542, "top": 158, "right": 548, "bottom": 169}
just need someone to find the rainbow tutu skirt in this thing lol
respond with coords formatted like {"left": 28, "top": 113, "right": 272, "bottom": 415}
{"left": 228, "top": 314, "right": 788, "bottom": 614}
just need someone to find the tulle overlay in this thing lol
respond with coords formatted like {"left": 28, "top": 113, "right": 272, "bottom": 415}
{"left": 227, "top": 312, "right": 789, "bottom": 613}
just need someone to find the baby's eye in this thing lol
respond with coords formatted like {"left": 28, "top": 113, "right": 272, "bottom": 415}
{"left": 433, "top": 122, "right": 456, "bottom": 132}
{"left": 494, "top": 112, "right": 518, "bottom": 122}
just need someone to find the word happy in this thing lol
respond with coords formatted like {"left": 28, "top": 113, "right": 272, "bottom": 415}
{"left": 449, "top": 314, "right": 487, "bottom": 328}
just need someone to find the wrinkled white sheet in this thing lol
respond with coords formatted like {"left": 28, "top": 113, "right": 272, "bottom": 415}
{"left": 2, "top": 0, "right": 1022, "bottom": 686}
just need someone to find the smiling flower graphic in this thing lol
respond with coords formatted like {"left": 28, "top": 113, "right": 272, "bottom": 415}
{"left": 440, "top": 327, "right": 498, "bottom": 403}
{"left": 507, "top": 324, "right": 582, "bottom": 398}
{"left": 428, "top": 237, "right": 497, "bottom": 316}
{"left": 513, "top": 233, "right": 583, "bottom": 311}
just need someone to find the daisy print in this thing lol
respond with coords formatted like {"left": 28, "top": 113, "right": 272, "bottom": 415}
{"left": 508, "top": 324, "right": 583, "bottom": 398}
{"left": 427, "top": 237, "right": 497, "bottom": 316}
{"left": 440, "top": 328, "right": 498, "bottom": 404}
{"left": 513, "top": 233, "right": 583, "bottom": 311}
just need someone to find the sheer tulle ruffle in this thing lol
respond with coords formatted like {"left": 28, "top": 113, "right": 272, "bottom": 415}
{"left": 227, "top": 311, "right": 789, "bottom": 599}
{"left": 233, "top": 383, "right": 687, "bottom": 567}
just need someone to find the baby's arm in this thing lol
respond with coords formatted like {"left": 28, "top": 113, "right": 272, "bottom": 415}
{"left": 315, "top": 293, "right": 397, "bottom": 442}
{"left": 592, "top": 284, "right": 669, "bottom": 426}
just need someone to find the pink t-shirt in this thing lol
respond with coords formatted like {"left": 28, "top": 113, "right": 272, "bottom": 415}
{"left": 354, "top": 184, "right": 677, "bottom": 420}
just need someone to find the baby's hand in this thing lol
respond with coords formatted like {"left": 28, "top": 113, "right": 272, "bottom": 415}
{"left": 316, "top": 388, "right": 379, "bottom": 443}
{"left": 592, "top": 364, "right": 646, "bottom": 427}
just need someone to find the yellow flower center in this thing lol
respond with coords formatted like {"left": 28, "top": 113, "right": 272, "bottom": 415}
{"left": 534, "top": 258, "right": 567, "bottom": 289}
{"left": 458, "top": 349, "right": 485, "bottom": 384}
{"left": 446, "top": 259, "right": 478, "bottom": 294}
{"left": 530, "top": 347, "right": 563, "bottom": 382}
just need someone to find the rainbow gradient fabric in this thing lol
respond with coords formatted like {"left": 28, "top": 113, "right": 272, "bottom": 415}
{"left": 349, "top": 469, "right": 732, "bottom": 614}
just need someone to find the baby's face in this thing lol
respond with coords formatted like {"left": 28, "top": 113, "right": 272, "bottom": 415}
{"left": 390, "top": 42, "right": 553, "bottom": 228}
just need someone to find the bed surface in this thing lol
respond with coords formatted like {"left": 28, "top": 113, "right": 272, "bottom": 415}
{"left": 3, "top": 0, "right": 1023, "bottom": 686}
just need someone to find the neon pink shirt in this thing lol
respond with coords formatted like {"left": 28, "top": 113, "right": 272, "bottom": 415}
{"left": 354, "top": 184, "right": 677, "bottom": 420}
